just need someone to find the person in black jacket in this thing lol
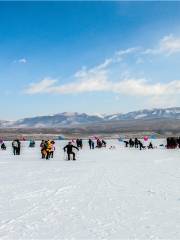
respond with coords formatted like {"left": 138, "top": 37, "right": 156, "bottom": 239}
{"left": 1, "top": 143, "right": 6, "bottom": 150}
{"left": 64, "top": 142, "right": 79, "bottom": 160}
{"left": 88, "top": 139, "right": 92, "bottom": 149}
{"left": 134, "top": 138, "right": 139, "bottom": 148}
{"left": 16, "top": 140, "right": 21, "bottom": 155}
{"left": 138, "top": 140, "right": 146, "bottom": 150}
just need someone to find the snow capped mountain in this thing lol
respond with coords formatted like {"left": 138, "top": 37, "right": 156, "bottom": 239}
{"left": 0, "top": 120, "right": 15, "bottom": 128}
{"left": 103, "top": 108, "right": 180, "bottom": 121}
{"left": 9, "top": 112, "right": 103, "bottom": 128}
{"left": 119, "top": 108, "right": 180, "bottom": 120}
{"left": 1, "top": 107, "right": 180, "bottom": 128}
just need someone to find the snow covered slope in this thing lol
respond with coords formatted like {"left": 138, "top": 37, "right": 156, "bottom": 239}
{"left": 0, "top": 140, "right": 180, "bottom": 239}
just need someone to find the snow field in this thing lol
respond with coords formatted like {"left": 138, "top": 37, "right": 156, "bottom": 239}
{"left": 0, "top": 139, "right": 180, "bottom": 239}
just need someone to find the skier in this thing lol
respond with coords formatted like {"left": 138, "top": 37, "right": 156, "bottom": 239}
{"left": 63, "top": 142, "right": 79, "bottom": 160}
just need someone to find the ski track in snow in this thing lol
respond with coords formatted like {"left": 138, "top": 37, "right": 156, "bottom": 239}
{"left": 0, "top": 139, "right": 180, "bottom": 239}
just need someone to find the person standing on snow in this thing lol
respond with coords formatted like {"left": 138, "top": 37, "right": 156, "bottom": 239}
{"left": 45, "top": 140, "right": 53, "bottom": 160}
{"left": 63, "top": 142, "right": 79, "bottom": 160}
{"left": 91, "top": 141, "right": 95, "bottom": 149}
{"left": 79, "top": 139, "right": 83, "bottom": 149}
{"left": 16, "top": 140, "right": 21, "bottom": 155}
{"left": 129, "top": 138, "right": 134, "bottom": 148}
{"left": 76, "top": 139, "right": 80, "bottom": 148}
{"left": 40, "top": 140, "right": 45, "bottom": 158}
{"left": 88, "top": 139, "right": 92, "bottom": 149}
{"left": 134, "top": 138, "right": 139, "bottom": 148}
{"left": 49, "top": 141, "right": 55, "bottom": 158}
{"left": 12, "top": 140, "right": 18, "bottom": 155}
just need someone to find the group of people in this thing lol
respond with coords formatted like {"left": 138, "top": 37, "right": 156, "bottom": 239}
{"left": 40, "top": 140, "right": 80, "bottom": 161}
{"left": 40, "top": 140, "right": 55, "bottom": 160}
{"left": 39, "top": 138, "right": 108, "bottom": 160}
{"left": 40, "top": 140, "right": 79, "bottom": 161}
{"left": 12, "top": 139, "right": 21, "bottom": 155}
{"left": 0, "top": 137, "right": 180, "bottom": 158}
{"left": 0, "top": 138, "right": 108, "bottom": 160}
{"left": 64, "top": 138, "right": 107, "bottom": 160}
{"left": 124, "top": 138, "right": 154, "bottom": 150}
{"left": 88, "top": 138, "right": 106, "bottom": 149}
{"left": 166, "top": 137, "right": 180, "bottom": 149}
{"left": 96, "top": 139, "right": 106, "bottom": 148}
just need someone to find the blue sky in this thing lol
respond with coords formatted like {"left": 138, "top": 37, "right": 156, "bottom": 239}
{"left": 1, "top": 1, "right": 180, "bottom": 120}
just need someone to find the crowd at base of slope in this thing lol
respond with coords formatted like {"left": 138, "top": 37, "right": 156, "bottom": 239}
{"left": 0, "top": 138, "right": 107, "bottom": 161}
{"left": 0, "top": 137, "right": 179, "bottom": 161}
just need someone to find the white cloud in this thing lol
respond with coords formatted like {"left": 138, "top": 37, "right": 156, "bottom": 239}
{"left": 113, "top": 79, "right": 180, "bottom": 96}
{"left": 116, "top": 47, "right": 139, "bottom": 57}
{"left": 25, "top": 69, "right": 110, "bottom": 95}
{"left": 115, "top": 47, "right": 139, "bottom": 61}
{"left": 76, "top": 47, "right": 139, "bottom": 73}
{"left": 160, "top": 35, "right": 180, "bottom": 54}
{"left": 24, "top": 73, "right": 180, "bottom": 99}
{"left": 95, "top": 58, "right": 113, "bottom": 70}
{"left": 143, "top": 34, "right": 180, "bottom": 55}
{"left": 14, "top": 58, "right": 27, "bottom": 64}
{"left": 24, "top": 35, "right": 180, "bottom": 109}
{"left": 18, "top": 58, "right": 27, "bottom": 63}
{"left": 25, "top": 78, "right": 58, "bottom": 94}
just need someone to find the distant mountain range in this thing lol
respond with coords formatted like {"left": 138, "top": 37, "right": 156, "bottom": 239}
{"left": 1, "top": 107, "right": 180, "bottom": 128}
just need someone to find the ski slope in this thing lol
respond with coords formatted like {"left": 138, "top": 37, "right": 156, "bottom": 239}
{"left": 0, "top": 140, "right": 180, "bottom": 239}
